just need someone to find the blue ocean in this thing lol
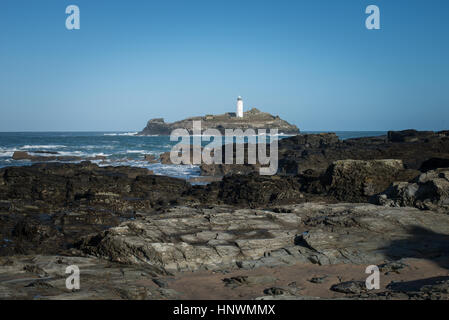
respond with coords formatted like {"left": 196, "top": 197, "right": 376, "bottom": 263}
{"left": 0, "top": 131, "right": 386, "bottom": 180}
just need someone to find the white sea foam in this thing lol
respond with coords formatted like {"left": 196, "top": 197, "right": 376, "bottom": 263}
{"left": 21, "top": 145, "right": 66, "bottom": 149}
{"left": 79, "top": 145, "right": 114, "bottom": 150}
{"left": 0, "top": 151, "right": 14, "bottom": 157}
{"left": 97, "top": 158, "right": 200, "bottom": 179}
{"left": 92, "top": 152, "right": 111, "bottom": 157}
{"left": 27, "top": 151, "right": 111, "bottom": 158}
{"left": 37, "top": 150, "right": 85, "bottom": 157}
{"left": 0, "top": 147, "right": 19, "bottom": 158}
{"left": 104, "top": 132, "right": 138, "bottom": 136}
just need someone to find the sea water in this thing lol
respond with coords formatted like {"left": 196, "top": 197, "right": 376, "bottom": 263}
{"left": 0, "top": 131, "right": 386, "bottom": 180}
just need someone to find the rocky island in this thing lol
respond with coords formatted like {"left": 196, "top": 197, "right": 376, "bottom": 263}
{"left": 138, "top": 98, "right": 300, "bottom": 135}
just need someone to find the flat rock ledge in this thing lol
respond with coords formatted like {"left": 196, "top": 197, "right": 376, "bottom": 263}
{"left": 78, "top": 203, "right": 449, "bottom": 272}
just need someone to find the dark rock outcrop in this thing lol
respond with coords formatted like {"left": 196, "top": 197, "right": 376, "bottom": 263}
{"left": 0, "top": 162, "right": 194, "bottom": 255}
{"left": 144, "top": 154, "right": 158, "bottom": 163}
{"left": 198, "top": 143, "right": 264, "bottom": 176}
{"left": 0, "top": 162, "right": 190, "bottom": 214}
{"left": 213, "top": 173, "right": 304, "bottom": 208}
{"left": 375, "top": 169, "right": 449, "bottom": 211}
{"left": 387, "top": 129, "right": 435, "bottom": 143}
{"left": 419, "top": 158, "right": 449, "bottom": 172}
{"left": 198, "top": 130, "right": 449, "bottom": 177}
{"left": 278, "top": 130, "right": 449, "bottom": 176}
{"left": 321, "top": 159, "right": 420, "bottom": 202}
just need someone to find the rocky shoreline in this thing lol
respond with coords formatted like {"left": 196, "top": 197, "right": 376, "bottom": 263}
{"left": 1, "top": 129, "right": 449, "bottom": 300}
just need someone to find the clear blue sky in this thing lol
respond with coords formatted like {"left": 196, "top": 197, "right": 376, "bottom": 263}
{"left": 0, "top": 0, "right": 448, "bottom": 131}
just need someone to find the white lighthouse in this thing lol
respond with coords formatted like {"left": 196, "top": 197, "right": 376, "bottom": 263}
{"left": 236, "top": 96, "right": 243, "bottom": 118}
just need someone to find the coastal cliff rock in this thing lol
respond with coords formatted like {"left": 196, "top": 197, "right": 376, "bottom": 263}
{"left": 138, "top": 108, "right": 300, "bottom": 135}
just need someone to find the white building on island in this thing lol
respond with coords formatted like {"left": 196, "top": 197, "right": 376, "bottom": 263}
{"left": 236, "top": 96, "right": 243, "bottom": 118}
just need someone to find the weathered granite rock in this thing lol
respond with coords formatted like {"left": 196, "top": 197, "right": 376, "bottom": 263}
{"left": 321, "top": 159, "right": 419, "bottom": 202}
{"left": 375, "top": 169, "right": 449, "bottom": 211}
{"left": 77, "top": 203, "right": 449, "bottom": 272}
{"left": 78, "top": 205, "right": 299, "bottom": 271}
{"left": 138, "top": 108, "right": 300, "bottom": 136}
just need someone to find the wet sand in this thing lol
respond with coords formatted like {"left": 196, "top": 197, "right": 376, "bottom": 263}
{"left": 166, "top": 258, "right": 449, "bottom": 299}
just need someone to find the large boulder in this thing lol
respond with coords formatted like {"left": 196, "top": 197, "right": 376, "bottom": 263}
{"left": 376, "top": 169, "right": 449, "bottom": 211}
{"left": 322, "top": 159, "right": 419, "bottom": 202}
{"left": 189, "top": 173, "right": 303, "bottom": 208}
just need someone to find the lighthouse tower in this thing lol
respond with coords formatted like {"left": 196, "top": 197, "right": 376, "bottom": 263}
{"left": 236, "top": 96, "right": 243, "bottom": 118}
